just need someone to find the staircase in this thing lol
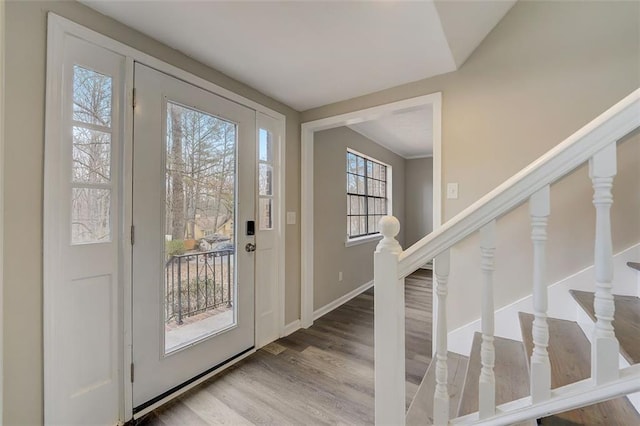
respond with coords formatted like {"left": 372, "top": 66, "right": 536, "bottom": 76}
{"left": 373, "top": 89, "right": 640, "bottom": 425}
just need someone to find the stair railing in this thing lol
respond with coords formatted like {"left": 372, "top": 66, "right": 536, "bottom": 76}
{"left": 374, "top": 88, "right": 640, "bottom": 425}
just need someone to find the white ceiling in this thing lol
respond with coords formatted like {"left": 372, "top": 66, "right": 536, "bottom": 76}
{"left": 348, "top": 105, "right": 433, "bottom": 159}
{"left": 81, "top": 1, "right": 514, "bottom": 158}
{"left": 81, "top": 0, "right": 515, "bottom": 112}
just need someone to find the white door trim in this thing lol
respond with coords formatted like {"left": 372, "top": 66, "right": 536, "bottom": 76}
{"left": 300, "top": 93, "right": 443, "bottom": 328}
{"left": 45, "top": 13, "right": 286, "bottom": 423}
{"left": 0, "top": 0, "right": 5, "bottom": 418}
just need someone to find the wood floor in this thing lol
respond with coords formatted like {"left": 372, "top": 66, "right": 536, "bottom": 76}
{"left": 138, "top": 269, "right": 433, "bottom": 425}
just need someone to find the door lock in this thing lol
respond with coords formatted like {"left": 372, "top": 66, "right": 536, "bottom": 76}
{"left": 245, "top": 243, "right": 256, "bottom": 252}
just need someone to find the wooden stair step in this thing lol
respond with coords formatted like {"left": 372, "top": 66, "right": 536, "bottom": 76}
{"left": 406, "top": 352, "right": 468, "bottom": 425}
{"left": 519, "top": 312, "right": 640, "bottom": 425}
{"left": 627, "top": 261, "right": 640, "bottom": 272}
{"left": 458, "top": 332, "right": 530, "bottom": 418}
{"left": 570, "top": 289, "right": 640, "bottom": 364}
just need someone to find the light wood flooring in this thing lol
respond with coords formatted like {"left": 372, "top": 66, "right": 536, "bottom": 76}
{"left": 137, "top": 269, "right": 433, "bottom": 425}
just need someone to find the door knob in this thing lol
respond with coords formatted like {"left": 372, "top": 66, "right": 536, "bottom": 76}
{"left": 245, "top": 243, "right": 256, "bottom": 252}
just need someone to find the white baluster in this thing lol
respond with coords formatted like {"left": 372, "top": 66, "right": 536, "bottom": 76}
{"left": 374, "top": 216, "right": 405, "bottom": 425}
{"left": 589, "top": 144, "right": 619, "bottom": 384}
{"left": 433, "top": 250, "right": 450, "bottom": 426}
{"left": 529, "top": 185, "right": 551, "bottom": 402}
{"left": 479, "top": 220, "right": 496, "bottom": 419}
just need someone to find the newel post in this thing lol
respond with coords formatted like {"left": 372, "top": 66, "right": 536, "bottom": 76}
{"left": 374, "top": 216, "right": 405, "bottom": 426}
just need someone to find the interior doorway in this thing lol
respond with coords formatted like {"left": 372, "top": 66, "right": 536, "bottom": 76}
{"left": 299, "top": 92, "right": 442, "bottom": 329}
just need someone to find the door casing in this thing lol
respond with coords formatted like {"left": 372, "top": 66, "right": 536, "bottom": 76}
{"left": 44, "top": 13, "right": 287, "bottom": 423}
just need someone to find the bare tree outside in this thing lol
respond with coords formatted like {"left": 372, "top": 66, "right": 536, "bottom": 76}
{"left": 71, "top": 65, "right": 113, "bottom": 244}
{"left": 165, "top": 102, "right": 236, "bottom": 249}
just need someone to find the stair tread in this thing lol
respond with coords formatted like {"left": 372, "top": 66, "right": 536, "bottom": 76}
{"left": 627, "top": 261, "right": 640, "bottom": 272}
{"left": 458, "top": 332, "right": 530, "bottom": 417}
{"left": 569, "top": 289, "right": 640, "bottom": 364}
{"left": 406, "top": 351, "right": 468, "bottom": 426}
{"left": 519, "top": 312, "right": 640, "bottom": 424}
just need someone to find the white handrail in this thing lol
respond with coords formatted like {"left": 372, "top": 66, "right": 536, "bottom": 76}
{"left": 398, "top": 89, "right": 640, "bottom": 279}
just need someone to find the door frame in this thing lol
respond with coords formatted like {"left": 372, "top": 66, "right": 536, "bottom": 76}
{"left": 44, "top": 13, "right": 286, "bottom": 423}
{"left": 300, "top": 93, "right": 443, "bottom": 330}
{"left": 0, "top": 0, "right": 5, "bottom": 418}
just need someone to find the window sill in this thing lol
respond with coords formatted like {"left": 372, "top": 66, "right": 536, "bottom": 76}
{"left": 345, "top": 234, "right": 383, "bottom": 247}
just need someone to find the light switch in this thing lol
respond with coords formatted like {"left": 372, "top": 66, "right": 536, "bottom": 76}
{"left": 286, "top": 211, "right": 296, "bottom": 225}
{"left": 447, "top": 183, "right": 459, "bottom": 199}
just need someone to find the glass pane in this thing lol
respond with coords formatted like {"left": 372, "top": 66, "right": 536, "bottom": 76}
{"left": 349, "top": 195, "right": 359, "bottom": 215}
{"left": 357, "top": 156, "right": 365, "bottom": 176}
{"left": 259, "top": 128, "right": 272, "bottom": 162}
{"left": 377, "top": 199, "right": 385, "bottom": 215}
{"left": 366, "top": 160, "right": 373, "bottom": 177}
{"left": 347, "top": 152, "right": 357, "bottom": 174}
{"left": 259, "top": 163, "right": 273, "bottom": 196}
{"left": 72, "top": 126, "right": 111, "bottom": 184}
{"left": 372, "top": 163, "right": 380, "bottom": 180}
{"left": 380, "top": 182, "right": 386, "bottom": 198}
{"left": 368, "top": 197, "right": 375, "bottom": 216}
{"left": 368, "top": 215, "right": 377, "bottom": 234}
{"left": 360, "top": 217, "right": 367, "bottom": 235}
{"left": 73, "top": 65, "right": 112, "bottom": 127}
{"left": 350, "top": 216, "right": 359, "bottom": 236}
{"left": 357, "top": 176, "right": 365, "bottom": 194}
{"left": 359, "top": 197, "right": 366, "bottom": 215}
{"left": 381, "top": 166, "right": 386, "bottom": 181}
{"left": 347, "top": 174, "right": 357, "bottom": 193}
{"left": 164, "top": 101, "right": 237, "bottom": 353}
{"left": 71, "top": 187, "right": 111, "bottom": 244}
{"left": 259, "top": 198, "right": 272, "bottom": 230}
{"left": 367, "top": 178, "right": 374, "bottom": 196}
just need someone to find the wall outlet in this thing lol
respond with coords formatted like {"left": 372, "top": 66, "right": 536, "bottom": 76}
{"left": 338, "top": 271, "right": 343, "bottom": 282}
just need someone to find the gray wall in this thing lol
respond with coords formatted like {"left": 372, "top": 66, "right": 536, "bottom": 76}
{"left": 405, "top": 157, "right": 433, "bottom": 247}
{"left": 314, "top": 127, "right": 405, "bottom": 311}
{"left": 4, "top": 1, "right": 301, "bottom": 423}
{"left": 302, "top": 1, "right": 640, "bottom": 331}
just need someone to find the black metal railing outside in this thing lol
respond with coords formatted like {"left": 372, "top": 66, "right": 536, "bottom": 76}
{"left": 165, "top": 249, "right": 234, "bottom": 325}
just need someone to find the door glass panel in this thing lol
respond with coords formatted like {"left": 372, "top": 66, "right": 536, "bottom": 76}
{"left": 258, "top": 163, "right": 273, "bottom": 196}
{"left": 71, "top": 187, "right": 111, "bottom": 244}
{"left": 258, "top": 127, "right": 274, "bottom": 231}
{"left": 164, "top": 101, "right": 237, "bottom": 354}
{"left": 259, "top": 198, "right": 272, "bottom": 230}
{"left": 258, "top": 128, "right": 272, "bottom": 162}
{"left": 72, "top": 126, "right": 111, "bottom": 184}
{"left": 73, "top": 65, "right": 112, "bottom": 127}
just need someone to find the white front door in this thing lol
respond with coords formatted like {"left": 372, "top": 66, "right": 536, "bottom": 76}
{"left": 132, "top": 63, "right": 256, "bottom": 409}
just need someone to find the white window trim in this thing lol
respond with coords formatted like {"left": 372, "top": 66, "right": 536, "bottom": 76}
{"left": 345, "top": 234, "right": 383, "bottom": 247}
{"left": 345, "top": 148, "right": 393, "bottom": 245}
{"left": 45, "top": 13, "right": 287, "bottom": 424}
{"left": 0, "top": 0, "right": 5, "bottom": 418}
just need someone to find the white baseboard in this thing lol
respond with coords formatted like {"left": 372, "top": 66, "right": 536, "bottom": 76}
{"left": 282, "top": 319, "right": 301, "bottom": 337}
{"left": 313, "top": 280, "right": 374, "bottom": 321}
{"left": 448, "top": 242, "right": 640, "bottom": 355}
